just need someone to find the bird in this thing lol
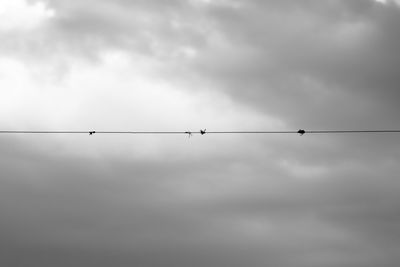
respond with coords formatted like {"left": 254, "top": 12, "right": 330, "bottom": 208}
{"left": 200, "top": 129, "right": 206, "bottom": 135}
{"left": 89, "top": 131, "right": 96, "bottom": 135}
{"left": 297, "top": 129, "right": 305, "bottom": 136}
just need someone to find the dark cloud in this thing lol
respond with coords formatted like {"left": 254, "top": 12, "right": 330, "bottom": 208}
{"left": 34, "top": 0, "right": 399, "bottom": 129}
{"left": 185, "top": 1, "right": 400, "bottom": 127}
{"left": 1, "top": 133, "right": 400, "bottom": 266}
{"left": 6, "top": 0, "right": 400, "bottom": 128}
{"left": 2, "top": 0, "right": 400, "bottom": 266}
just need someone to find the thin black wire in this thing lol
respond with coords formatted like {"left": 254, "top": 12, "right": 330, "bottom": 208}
{"left": 0, "top": 131, "right": 89, "bottom": 134}
{"left": 307, "top": 130, "right": 400, "bottom": 133}
{"left": 1, "top": 130, "right": 400, "bottom": 135}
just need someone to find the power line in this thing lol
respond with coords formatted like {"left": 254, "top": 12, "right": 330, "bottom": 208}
{"left": 306, "top": 130, "right": 400, "bottom": 133}
{"left": 1, "top": 129, "right": 400, "bottom": 136}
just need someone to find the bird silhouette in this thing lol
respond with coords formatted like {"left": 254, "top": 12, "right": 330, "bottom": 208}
{"left": 89, "top": 131, "right": 96, "bottom": 135}
{"left": 200, "top": 129, "right": 206, "bottom": 135}
{"left": 297, "top": 129, "right": 305, "bottom": 136}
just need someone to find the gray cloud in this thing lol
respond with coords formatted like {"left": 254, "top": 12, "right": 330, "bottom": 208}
{"left": 187, "top": 1, "right": 400, "bottom": 126}
{"left": 1, "top": 0, "right": 400, "bottom": 266}
{"left": 31, "top": 0, "right": 400, "bottom": 128}
{"left": 6, "top": 1, "right": 400, "bottom": 124}
{"left": 1, "top": 133, "right": 400, "bottom": 266}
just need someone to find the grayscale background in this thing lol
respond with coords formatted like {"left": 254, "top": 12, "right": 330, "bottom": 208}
{"left": 1, "top": 0, "right": 400, "bottom": 266}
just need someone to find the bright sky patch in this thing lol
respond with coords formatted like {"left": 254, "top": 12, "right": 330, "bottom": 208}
{"left": 0, "top": 0, "right": 54, "bottom": 31}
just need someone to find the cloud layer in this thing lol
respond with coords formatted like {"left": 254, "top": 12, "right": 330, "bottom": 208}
{"left": 1, "top": 1, "right": 400, "bottom": 266}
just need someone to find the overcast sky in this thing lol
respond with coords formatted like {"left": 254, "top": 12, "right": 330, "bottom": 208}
{"left": 1, "top": 0, "right": 400, "bottom": 266}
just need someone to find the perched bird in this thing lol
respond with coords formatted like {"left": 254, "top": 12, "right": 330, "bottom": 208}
{"left": 89, "top": 131, "right": 96, "bottom": 135}
{"left": 297, "top": 129, "right": 305, "bottom": 136}
{"left": 200, "top": 129, "right": 206, "bottom": 135}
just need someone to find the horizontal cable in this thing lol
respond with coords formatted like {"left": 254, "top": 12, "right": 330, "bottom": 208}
{"left": 1, "top": 130, "right": 400, "bottom": 135}
{"left": 306, "top": 130, "right": 400, "bottom": 133}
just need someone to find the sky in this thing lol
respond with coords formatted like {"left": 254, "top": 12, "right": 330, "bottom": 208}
{"left": 1, "top": 0, "right": 400, "bottom": 266}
